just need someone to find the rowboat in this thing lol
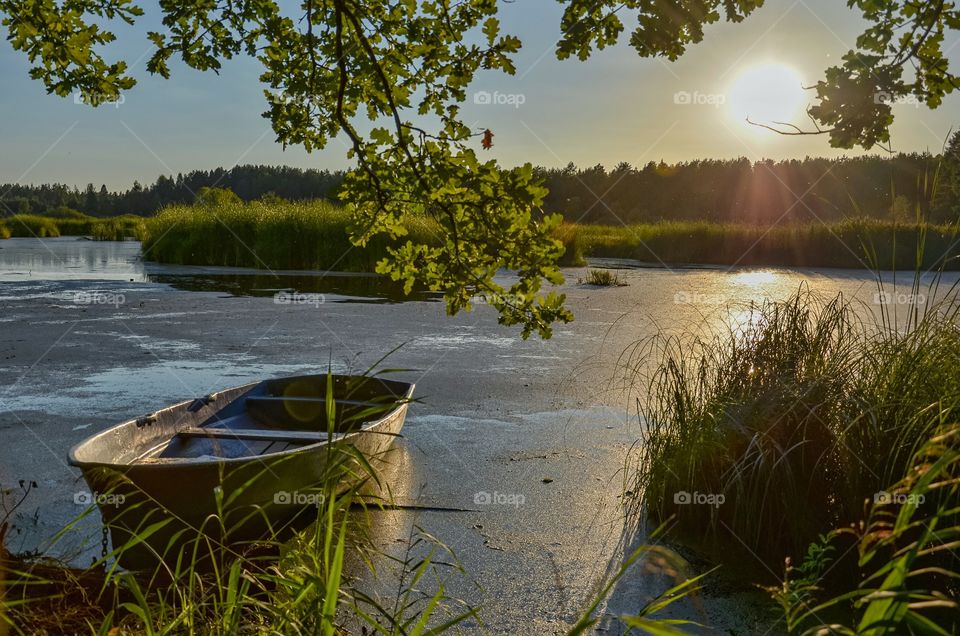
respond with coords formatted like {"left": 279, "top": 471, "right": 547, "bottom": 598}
{"left": 68, "top": 374, "right": 414, "bottom": 570}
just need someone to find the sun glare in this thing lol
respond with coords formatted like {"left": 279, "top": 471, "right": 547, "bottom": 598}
{"left": 727, "top": 63, "right": 808, "bottom": 131}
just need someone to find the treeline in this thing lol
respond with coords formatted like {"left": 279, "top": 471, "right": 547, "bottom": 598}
{"left": 3, "top": 136, "right": 960, "bottom": 223}
{"left": 1, "top": 165, "right": 344, "bottom": 218}
{"left": 539, "top": 151, "right": 960, "bottom": 225}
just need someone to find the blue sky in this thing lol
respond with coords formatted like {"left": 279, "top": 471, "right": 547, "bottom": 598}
{"left": 1, "top": 0, "right": 958, "bottom": 190}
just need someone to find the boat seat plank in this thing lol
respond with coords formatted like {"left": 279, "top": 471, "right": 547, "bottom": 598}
{"left": 245, "top": 396, "right": 388, "bottom": 408}
{"left": 176, "top": 427, "right": 328, "bottom": 444}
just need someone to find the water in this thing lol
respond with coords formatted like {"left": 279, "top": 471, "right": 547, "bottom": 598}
{"left": 3, "top": 237, "right": 959, "bottom": 631}
{"left": 0, "top": 237, "right": 440, "bottom": 303}
{"left": 0, "top": 236, "right": 144, "bottom": 281}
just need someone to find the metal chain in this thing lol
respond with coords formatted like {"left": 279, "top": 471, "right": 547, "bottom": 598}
{"left": 101, "top": 525, "right": 109, "bottom": 559}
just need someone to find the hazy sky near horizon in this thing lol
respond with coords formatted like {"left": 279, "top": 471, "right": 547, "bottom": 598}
{"left": 1, "top": 0, "right": 958, "bottom": 191}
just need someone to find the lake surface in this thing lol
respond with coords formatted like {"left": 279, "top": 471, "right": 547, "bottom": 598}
{"left": 2, "top": 237, "right": 958, "bottom": 633}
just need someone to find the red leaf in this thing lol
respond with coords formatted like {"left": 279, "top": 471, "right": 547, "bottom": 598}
{"left": 482, "top": 129, "right": 494, "bottom": 150}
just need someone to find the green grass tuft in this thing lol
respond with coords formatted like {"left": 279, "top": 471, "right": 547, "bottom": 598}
{"left": 579, "top": 269, "right": 625, "bottom": 286}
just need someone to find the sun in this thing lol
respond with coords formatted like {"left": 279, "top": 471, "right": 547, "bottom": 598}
{"left": 727, "top": 63, "right": 808, "bottom": 130}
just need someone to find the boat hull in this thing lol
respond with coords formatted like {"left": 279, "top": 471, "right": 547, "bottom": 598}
{"left": 68, "top": 374, "right": 413, "bottom": 571}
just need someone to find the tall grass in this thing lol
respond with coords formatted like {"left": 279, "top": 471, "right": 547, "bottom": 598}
{"left": 769, "top": 415, "right": 960, "bottom": 633}
{"left": 142, "top": 200, "right": 440, "bottom": 271}
{"left": 141, "top": 213, "right": 960, "bottom": 272}
{"left": 564, "top": 219, "right": 960, "bottom": 269}
{"left": 1, "top": 215, "right": 61, "bottom": 238}
{"left": 629, "top": 285, "right": 960, "bottom": 563}
{"left": 0, "top": 213, "right": 144, "bottom": 240}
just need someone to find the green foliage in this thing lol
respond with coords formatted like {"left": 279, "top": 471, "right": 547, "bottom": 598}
{"left": 0, "top": 0, "right": 141, "bottom": 101}
{"left": 557, "top": 0, "right": 763, "bottom": 62}
{"left": 195, "top": 186, "right": 242, "bottom": 208}
{"left": 0, "top": 222, "right": 10, "bottom": 239}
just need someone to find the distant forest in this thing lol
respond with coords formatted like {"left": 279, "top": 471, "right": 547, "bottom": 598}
{"left": 3, "top": 138, "right": 960, "bottom": 225}
{"left": 0, "top": 165, "right": 345, "bottom": 218}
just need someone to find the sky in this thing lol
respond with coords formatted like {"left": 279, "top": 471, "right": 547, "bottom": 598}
{"left": 1, "top": 0, "right": 958, "bottom": 191}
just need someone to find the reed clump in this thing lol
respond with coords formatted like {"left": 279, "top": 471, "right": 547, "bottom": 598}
{"left": 630, "top": 284, "right": 960, "bottom": 564}
{"left": 142, "top": 200, "right": 440, "bottom": 271}
{"left": 579, "top": 269, "right": 625, "bottom": 286}
{"left": 0, "top": 212, "right": 144, "bottom": 240}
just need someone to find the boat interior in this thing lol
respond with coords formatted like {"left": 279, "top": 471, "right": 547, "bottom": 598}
{"left": 133, "top": 376, "right": 408, "bottom": 463}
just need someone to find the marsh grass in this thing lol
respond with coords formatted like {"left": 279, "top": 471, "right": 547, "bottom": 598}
{"left": 769, "top": 415, "right": 960, "bottom": 633}
{"left": 628, "top": 284, "right": 960, "bottom": 564}
{"left": 140, "top": 211, "right": 960, "bottom": 272}
{"left": 0, "top": 213, "right": 145, "bottom": 240}
{"left": 1, "top": 215, "right": 61, "bottom": 238}
{"left": 579, "top": 269, "right": 626, "bottom": 286}
{"left": 141, "top": 200, "right": 440, "bottom": 271}
{"left": 565, "top": 219, "right": 960, "bottom": 269}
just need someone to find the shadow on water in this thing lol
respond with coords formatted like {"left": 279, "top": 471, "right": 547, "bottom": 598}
{"left": 148, "top": 272, "right": 443, "bottom": 304}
